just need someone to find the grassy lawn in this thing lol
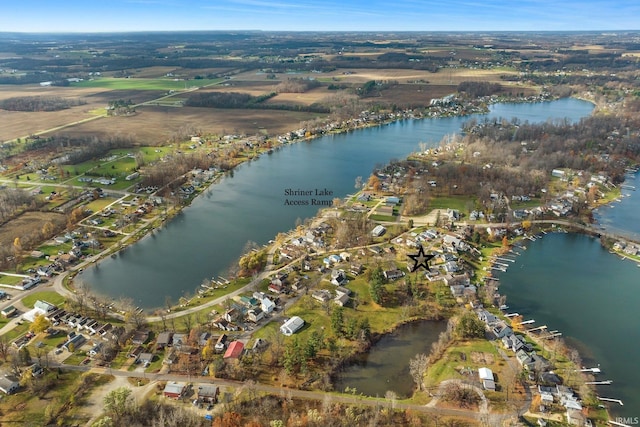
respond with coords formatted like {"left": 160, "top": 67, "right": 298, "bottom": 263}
{"left": 73, "top": 77, "right": 221, "bottom": 91}
{"left": 424, "top": 339, "right": 502, "bottom": 388}
{"left": 62, "top": 351, "right": 88, "bottom": 366}
{"left": 0, "top": 273, "right": 24, "bottom": 285}
{"left": 145, "top": 352, "right": 165, "bottom": 373}
{"left": 369, "top": 214, "right": 395, "bottom": 222}
{"left": 22, "top": 291, "right": 66, "bottom": 308}
{"left": 3, "top": 322, "right": 31, "bottom": 342}
{"left": 84, "top": 197, "right": 119, "bottom": 212}
{"left": 109, "top": 350, "right": 130, "bottom": 370}
{"left": 429, "top": 195, "right": 476, "bottom": 213}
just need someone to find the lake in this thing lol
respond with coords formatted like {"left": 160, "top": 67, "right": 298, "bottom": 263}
{"left": 81, "top": 97, "right": 594, "bottom": 308}
{"left": 497, "top": 232, "right": 640, "bottom": 417}
{"left": 333, "top": 320, "right": 447, "bottom": 398}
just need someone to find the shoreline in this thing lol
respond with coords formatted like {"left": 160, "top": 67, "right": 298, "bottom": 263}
{"left": 68, "top": 94, "right": 561, "bottom": 302}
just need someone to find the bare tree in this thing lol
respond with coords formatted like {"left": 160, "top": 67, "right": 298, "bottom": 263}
{"left": 409, "top": 353, "right": 429, "bottom": 392}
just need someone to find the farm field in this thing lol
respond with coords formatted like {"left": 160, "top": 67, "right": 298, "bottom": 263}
{"left": 0, "top": 84, "right": 166, "bottom": 142}
{"left": 73, "top": 77, "right": 221, "bottom": 91}
{"left": 0, "top": 211, "right": 66, "bottom": 248}
{"left": 49, "top": 106, "right": 325, "bottom": 143}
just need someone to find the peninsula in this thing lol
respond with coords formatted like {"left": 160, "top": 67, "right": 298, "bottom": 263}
{"left": 0, "top": 30, "right": 638, "bottom": 427}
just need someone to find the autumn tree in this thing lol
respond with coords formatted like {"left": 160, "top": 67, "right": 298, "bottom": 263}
{"left": 29, "top": 314, "right": 51, "bottom": 334}
{"left": 367, "top": 174, "right": 381, "bottom": 191}
{"left": 12, "top": 237, "right": 22, "bottom": 257}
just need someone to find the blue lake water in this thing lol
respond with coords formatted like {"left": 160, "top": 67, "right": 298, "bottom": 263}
{"left": 82, "top": 97, "right": 594, "bottom": 308}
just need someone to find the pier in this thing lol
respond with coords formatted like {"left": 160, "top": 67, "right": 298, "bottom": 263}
{"left": 598, "top": 397, "right": 624, "bottom": 406}
{"left": 585, "top": 380, "right": 612, "bottom": 385}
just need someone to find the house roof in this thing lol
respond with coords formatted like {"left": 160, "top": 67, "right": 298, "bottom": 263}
{"left": 478, "top": 367, "right": 493, "bottom": 380}
{"left": 163, "top": 381, "right": 186, "bottom": 395}
{"left": 197, "top": 384, "right": 219, "bottom": 398}
{"left": 157, "top": 331, "right": 173, "bottom": 345}
{"left": 139, "top": 353, "right": 154, "bottom": 363}
{"left": 223, "top": 341, "right": 244, "bottom": 359}
{"left": 280, "top": 316, "right": 305, "bottom": 335}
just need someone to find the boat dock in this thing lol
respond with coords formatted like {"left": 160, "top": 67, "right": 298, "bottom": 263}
{"left": 598, "top": 396, "right": 624, "bottom": 406}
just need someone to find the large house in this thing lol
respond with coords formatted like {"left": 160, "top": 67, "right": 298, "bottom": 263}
{"left": 280, "top": 316, "right": 304, "bottom": 336}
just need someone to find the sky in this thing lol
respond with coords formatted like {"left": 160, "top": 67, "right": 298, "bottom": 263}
{"left": 0, "top": 0, "right": 638, "bottom": 33}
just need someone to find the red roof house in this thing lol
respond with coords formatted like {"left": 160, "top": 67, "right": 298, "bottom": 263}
{"left": 223, "top": 341, "right": 244, "bottom": 359}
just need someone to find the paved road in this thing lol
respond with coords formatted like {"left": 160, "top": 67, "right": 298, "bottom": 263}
{"left": 50, "top": 362, "right": 497, "bottom": 422}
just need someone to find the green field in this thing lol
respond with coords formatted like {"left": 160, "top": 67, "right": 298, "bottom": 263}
{"left": 22, "top": 291, "right": 66, "bottom": 308}
{"left": 73, "top": 77, "right": 221, "bottom": 91}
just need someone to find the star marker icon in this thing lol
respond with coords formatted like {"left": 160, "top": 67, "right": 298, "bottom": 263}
{"left": 408, "top": 245, "right": 435, "bottom": 273}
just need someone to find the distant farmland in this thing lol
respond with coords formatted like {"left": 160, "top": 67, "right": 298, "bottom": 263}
{"left": 73, "top": 77, "right": 221, "bottom": 91}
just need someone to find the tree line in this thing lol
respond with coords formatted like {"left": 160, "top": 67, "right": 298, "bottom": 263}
{"left": 0, "top": 96, "right": 86, "bottom": 112}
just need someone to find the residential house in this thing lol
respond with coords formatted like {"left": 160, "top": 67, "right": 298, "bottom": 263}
{"left": 156, "top": 331, "right": 173, "bottom": 350}
{"left": 335, "top": 287, "right": 351, "bottom": 298}
{"left": 477, "top": 310, "right": 498, "bottom": 326}
{"left": 516, "top": 349, "right": 534, "bottom": 369}
{"left": 260, "top": 297, "right": 275, "bottom": 314}
{"left": 1, "top": 306, "right": 17, "bottom": 318}
{"left": 383, "top": 269, "right": 405, "bottom": 281}
{"left": 268, "top": 283, "right": 284, "bottom": 294}
{"left": 247, "top": 308, "right": 264, "bottom": 323}
{"left": 129, "top": 345, "right": 143, "bottom": 360}
{"left": 88, "top": 343, "right": 103, "bottom": 358}
{"left": 478, "top": 367, "right": 495, "bottom": 391}
{"left": 330, "top": 269, "right": 348, "bottom": 286}
{"left": 0, "top": 375, "right": 19, "bottom": 394}
{"left": 34, "top": 300, "right": 56, "bottom": 313}
{"left": 196, "top": 384, "right": 220, "bottom": 404}
{"left": 131, "top": 330, "right": 150, "bottom": 345}
{"left": 199, "top": 332, "right": 211, "bottom": 347}
{"left": 138, "top": 353, "right": 154, "bottom": 367}
{"left": 163, "top": 381, "right": 187, "bottom": 399}
{"left": 215, "top": 334, "right": 227, "bottom": 352}
{"left": 371, "top": 225, "right": 386, "bottom": 237}
{"left": 223, "top": 308, "right": 241, "bottom": 323}
{"left": 223, "top": 341, "right": 244, "bottom": 359}
{"left": 334, "top": 293, "right": 350, "bottom": 307}
{"left": 172, "top": 333, "right": 187, "bottom": 349}
{"left": 63, "top": 334, "right": 86, "bottom": 352}
{"left": 280, "top": 316, "right": 305, "bottom": 336}
{"left": 350, "top": 264, "right": 363, "bottom": 276}
{"left": 492, "top": 321, "right": 513, "bottom": 339}
{"left": 311, "top": 290, "right": 332, "bottom": 303}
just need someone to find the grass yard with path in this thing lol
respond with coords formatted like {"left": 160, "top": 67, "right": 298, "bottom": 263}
{"left": 22, "top": 290, "right": 66, "bottom": 308}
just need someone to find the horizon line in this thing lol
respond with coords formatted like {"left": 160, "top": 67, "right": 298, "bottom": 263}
{"left": 1, "top": 29, "right": 640, "bottom": 35}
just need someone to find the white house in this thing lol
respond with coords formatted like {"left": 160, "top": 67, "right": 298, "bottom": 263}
{"left": 280, "top": 316, "right": 305, "bottom": 336}
{"left": 478, "top": 367, "right": 495, "bottom": 391}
